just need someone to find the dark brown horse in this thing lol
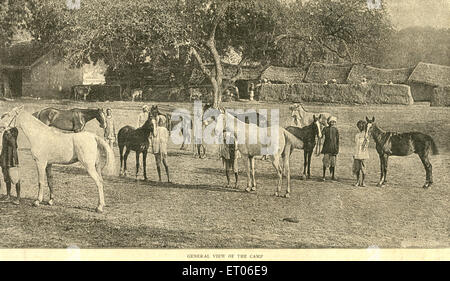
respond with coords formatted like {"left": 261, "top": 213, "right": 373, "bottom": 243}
{"left": 365, "top": 116, "right": 439, "bottom": 188}
{"left": 33, "top": 107, "right": 106, "bottom": 133}
{"left": 285, "top": 115, "right": 323, "bottom": 179}
{"left": 72, "top": 85, "right": 92, "bottom": 101}
{"left": 117, "top": 112, "right": 154, "bottom": 180}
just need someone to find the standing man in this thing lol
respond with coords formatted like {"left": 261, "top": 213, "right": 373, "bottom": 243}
{"left": 104, "top": 108, "right": 116, "bottom": 149}
{"left": 0, "top": 128, "right": 21, "bottom": 205}
{"left": 137, "top": 105, "right": 149, "bottom": 128}
{"left": 321, "top": 116, "right": 339, "bottom": 181}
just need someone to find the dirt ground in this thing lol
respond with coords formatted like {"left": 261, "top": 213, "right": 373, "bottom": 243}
{"left": 0, "top": 99, "right": 448, "bottom": 248}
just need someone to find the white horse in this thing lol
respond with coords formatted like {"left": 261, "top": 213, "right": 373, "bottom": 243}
{"left": 210, "top": 109, "right": 303, "bottom": 197}
{"left": 0, "top": 106, "right": 115, "bottom": 213}
{"left": 131, "top": 89, "right": 143, "bottom": 102}
{"left": 290, "top": 103, "right": 331, "bottom": 128}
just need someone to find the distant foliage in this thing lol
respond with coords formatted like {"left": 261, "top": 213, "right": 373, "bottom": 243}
{"left": 380, "top": 27, "right": 450, "bottom": 68}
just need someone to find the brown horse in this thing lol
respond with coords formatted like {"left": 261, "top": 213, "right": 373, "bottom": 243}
{"left": 117, "top": 112, "right": 154, "bottom": 180}
{"left": 33, "top": 107, "right": 106, "bottom": 133}
{"left": 285, "top": 114, "right": 323, "bottom": 180}
{"left": 365, "top": 116, "right": 439, "bottom": 189}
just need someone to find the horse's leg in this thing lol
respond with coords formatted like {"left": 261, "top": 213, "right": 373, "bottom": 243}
{"left": 85, "top": 164, "right": 105, "bottom": 213}
{"left": 377, "top": 153, "right": 385, "bottom": 187}
{"left": 419, "top": 153, "right": 433, "bottom": 188}
{"left": 244, "top": 156, "right": 252, "bottom": 192}
{"left": 270, "top": 155, "right": 282, "bottom": 196}
{"left": 123, "top": 149, "right": 130, "bottom": 177}
{"left": 155, "top": 154, "right": 162, "bottom": 181}
{"left": 46, "top": 164, "right": 55, "bottom": 206}
{"left": 162, "top": 154, "right": 170, "bottom": 182}
{"left": 142, "top": 150, "right": 148, "bottom": 181}
{"left": 33, "top": 161, "right": 47, "bottom": 207}
{"left": 301, "top": 150, "right": 307, "bottom": 180}
{"left": 135, "top": 151, "right": 140, "bottom": 180}
{"left": 284, "top": 154, "right": 291, "bottom": 198}
{"left": 250, "top": 156, "right": 256, "bottom": 191}
{"left": 383, "top": 155, "right": 389, "bottom": 185}
{"left": 119, "top": 145, "right": 124, "bottom": 176}
{"left": 307, "top": 150, "right": 313, "bottom": 179}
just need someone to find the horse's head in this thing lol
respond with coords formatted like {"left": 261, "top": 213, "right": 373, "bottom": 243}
{"left": 365, "top": 116, "right": 375, "bottom": 138}
{"left": 96, "top": 108, "right": 107, "bottom": 128}
{"left": 144, "top": 112, "right": 155, "bottom": 136}
{"left": 150, "top": 105, "right": 159, "bottom": 118}
{"left": 312, "top": 114, "right": 323, "bottom": 139}
{"left": 0, "top": 105, "right": 24, "bottom": 133}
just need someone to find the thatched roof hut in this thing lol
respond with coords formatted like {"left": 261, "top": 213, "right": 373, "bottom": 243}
{"left": 304, "top": 62, "right": 353, "bottom": 84}
{"left": 260, "top": 66, "right": 306, "bottom": 84}
{"left": 347, "top": 64, "right": 413, "bottom": 84}
{"left": 408, "top": 62, "right": 450, "bottom": 87}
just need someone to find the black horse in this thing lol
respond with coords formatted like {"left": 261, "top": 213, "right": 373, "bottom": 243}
{"left": 117, "top": 113, "right": 154, "bottom": 180}
{"left": 285, "top": 114, "right": 323, "bottom": 179}
{"left": 365, "top": 116, "right": 439, "bottom": 188}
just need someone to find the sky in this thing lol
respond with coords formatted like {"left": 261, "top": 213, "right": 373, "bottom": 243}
{"left": 386, "top": 0, "right": 450, "bottom": 29}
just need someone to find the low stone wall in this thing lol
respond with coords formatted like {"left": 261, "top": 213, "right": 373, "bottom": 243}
{"left": 259, "top": 83, "right": 414, "bottom": 105}
{"left": 431, "top": 86, "right": 450, "bottom": 107}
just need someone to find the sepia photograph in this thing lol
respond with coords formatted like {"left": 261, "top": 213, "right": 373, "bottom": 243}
{"left": 0, "top": 0, "right": 449, "bottom": 261}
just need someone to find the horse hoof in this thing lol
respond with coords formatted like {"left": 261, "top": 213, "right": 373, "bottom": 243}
{"left": 33, "top": 200, "right": 40, "bottom": 207}
{"left": 300, "top": 175, "right": 305, "bottom": 180}
{"left": 245, "top": 188, "right": 251, "bottom": 193}
{"left": 250, "top": 187, "right": 256, "bottom": 192}
{"left": 274, "top": 192, "right": 279, "bottom": 197}
{"left": 96, "top": 206, "right": 104, "bottom": 213}
{"left": 48, "top": 199, "right": 54, "bottom": 206}
{"left": 284, "top": 193, "right": 290, "bottom": 198}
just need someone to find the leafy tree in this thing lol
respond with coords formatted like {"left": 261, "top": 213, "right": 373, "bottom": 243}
{"left": 27, "top": 0, "right": 287, "bottom": 107}
{"left": 0, "top": 0, "right": 33, "bottom": 51}
{"left": 380, "top": 27, "right": 450, "bottom": 68}
{"left": 275, "top": 0, "right": 393, "bottom": 66}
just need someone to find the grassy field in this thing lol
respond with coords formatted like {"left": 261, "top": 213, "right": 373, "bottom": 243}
{"left": 0, "top": 99, "right": 448, "bottom": 248}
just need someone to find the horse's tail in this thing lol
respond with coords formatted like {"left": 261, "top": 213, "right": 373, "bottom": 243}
{"left": 282, "top": 128, "right": 303, "bottom": 150}
{"left": 429, "top": 137, "right": 439, "bottom": 155}
{"left": 95, "top": 135, "right": 116, "bottom": 176}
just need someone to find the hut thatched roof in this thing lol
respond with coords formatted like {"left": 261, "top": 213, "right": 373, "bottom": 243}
{"left": 408, "top": 62, "right": 450, "bottom": 87}
{"left": 260, "top": 66, "right": 306, "bottom": 84}
{"left": 347, "top": 64, "right": 413, "bottom": 84}
{"left": 304, "top": 62, "right": 352, "bottom": 84}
